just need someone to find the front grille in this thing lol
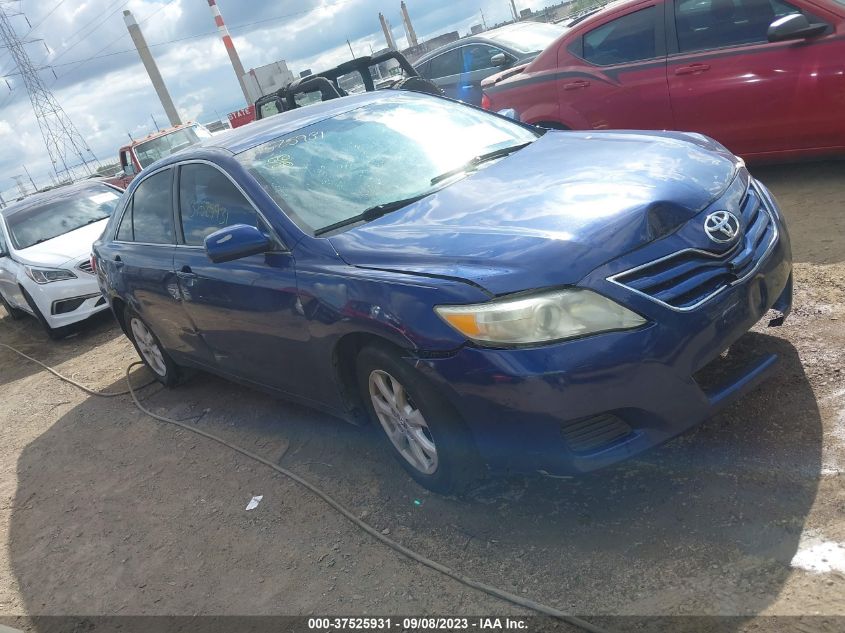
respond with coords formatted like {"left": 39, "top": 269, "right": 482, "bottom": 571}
{"left": 561, "top": 413, "right": 633, "bottom": 454}
{"left": 77, "top": 260, "right": 94, "bottom": 274}
{"left": 609, "top": 182, "right": 777, "bottom": 311}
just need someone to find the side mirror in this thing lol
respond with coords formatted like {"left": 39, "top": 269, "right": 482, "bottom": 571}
{"left": 204, "top": 224, "right": 272, "bottom": 264}
{"left": 497, "top": 108, "right": 521, "bottom": 122}
{"left": 122, "top": 163, "right": 137, "bottom": 178}
{"left": 767, "top": 13, "right": 827, "bottom": 43}
{"left": 490, "top": 53, "right": 510, "bottom": 68}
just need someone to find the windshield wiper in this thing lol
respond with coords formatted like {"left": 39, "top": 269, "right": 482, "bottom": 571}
{"left": 314, "top": 192, "right": 432, "bottom": 237}
{"left": 430, "top": 142, "right": 533, "bottom": 186}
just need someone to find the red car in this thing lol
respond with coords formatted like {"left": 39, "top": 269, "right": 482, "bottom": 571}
{"left": 482, "top": 0, "right": 845, "bottom": 161}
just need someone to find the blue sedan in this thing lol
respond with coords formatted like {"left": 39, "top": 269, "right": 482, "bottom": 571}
{"left": 94, "top": 91, "right": 793, "bottom": 493}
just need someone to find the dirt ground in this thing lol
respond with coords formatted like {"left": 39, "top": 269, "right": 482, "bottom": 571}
{"left": 0, "top": 161, "right": 843, "bottom": 632}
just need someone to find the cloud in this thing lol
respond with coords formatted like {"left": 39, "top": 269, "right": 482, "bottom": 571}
{"left": 0, "top": 0, "right": 564, "bottom": 196}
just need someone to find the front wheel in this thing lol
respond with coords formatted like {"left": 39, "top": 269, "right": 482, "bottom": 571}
{"left": 19, "top": 286, "right": 72, "bottom": 340}
{"left": 0, "top": 291, "right": 27, "bottom": 321}
{"left": 356, "top": 345, "right": 482, "bottom": 494}
{"left": 125, "top": 306, "right": 179, "bottom": 386}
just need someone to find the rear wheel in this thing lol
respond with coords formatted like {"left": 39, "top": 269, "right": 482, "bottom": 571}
{"left": 356, "top": 345, "right": 482, "bottom": 494}
{"left": 0, "top": 291, "right": 26, "bottom": 321}
{"left": 125, "top": 306, "right": 179, "bottom": 386}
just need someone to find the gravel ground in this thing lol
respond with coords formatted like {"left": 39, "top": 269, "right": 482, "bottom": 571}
{"left": 0, "top": 161, "right": 843, "bottom": 632}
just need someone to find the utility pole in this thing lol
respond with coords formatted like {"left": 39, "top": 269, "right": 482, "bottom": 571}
{"left": 0, "top": 7, "right": 98, "bottom": 181}
{"left": 480, "top": 9, "right": 488, "bottom": 30}
{"left": 206, "top": 0, "right": 251, "bottom": 105}
{"left": 151, "top": 113, "right": 160, "bottom": 131}
{"left": 22, "top": 165, "right": 37, "bottom": 191}
{"left": 123, "top": 10, "right": 182, "bottom": 127}
{"left": 11, "top": 175, "right": 27, "bottom": 197}
{"left": 347, "top": 39, "right": 355, "bottom": 58}
{"left": 510, "top": 0, "right": 520, "bottom": 21}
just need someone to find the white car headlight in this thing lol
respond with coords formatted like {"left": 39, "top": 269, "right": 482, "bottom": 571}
{"left": 24, "top": 266, "right": 77, "bottom": 284}
{"left": 435, "top": 288, "right": 647, "bottom": 346}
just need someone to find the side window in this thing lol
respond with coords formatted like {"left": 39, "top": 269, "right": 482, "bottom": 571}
{"left": 674, "top": 0, "right": 813, "bottom": 53}
{"left": 462, "top": 45, "right": 508, "bottom": 72}
{"left": 258, "top": 99, "right": 281, "bottom": 119}
{"left": 583, "top": 7, "right": 657, "bottom": 66}
{"left": 0, "top": 224, "right": 8, "bottom": 254}
{"left": 116, "top": 200, "right": 134, "bottom": 241}
{"left": 131, "top": 170, "right": 175, "bottom": 244}
{"left": 415, "top": 60, "right": 431, "bottom": 79}
{"left": 178, "top": 164, "right": 264, "bottom": 247}
{"left": 428, "top": 48, "right": 461, "bottom": 79}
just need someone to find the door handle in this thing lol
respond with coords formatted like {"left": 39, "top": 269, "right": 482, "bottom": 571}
{"left": 674, "top": 63, "right": 711, "bottom": 76}
{"left": 563, "top": 79, "right": 590, "bottom": 91}
{"left": 113, "top": 255, "right": 124, "bottom": 268}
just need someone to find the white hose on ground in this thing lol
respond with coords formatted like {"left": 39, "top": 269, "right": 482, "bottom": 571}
{"left": 0, "top": 341, "right": 611, "bottom": 633}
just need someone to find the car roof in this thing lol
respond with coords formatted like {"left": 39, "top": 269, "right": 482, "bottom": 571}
{"left": 0, "top": 180, "right": 118, "bottom": 219}
{"left": 184, "top": 90, "right": 420, "bottom": 157}
{"left": 414, "top": 22, "right": 563, "bottom": 64}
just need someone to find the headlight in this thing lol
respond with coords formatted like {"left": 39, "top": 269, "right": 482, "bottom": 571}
{"left": 435, "top": 289, "right": 647, "bottom": 346}
{"left": 24, "top": 266, "right": 77, "bottom": 284}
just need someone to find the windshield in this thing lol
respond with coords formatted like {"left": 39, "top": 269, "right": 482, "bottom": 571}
{"left": 238, "top": 94, "right": 538, "bottom": 234}
{"left": 134, "top": 125, "right": 212, "bottom": 168}
{"left": 487, "top": 22, "right": 566, "bottom": 54}
{"left": 6, "top": 185, "right": 121, "bottom": 250}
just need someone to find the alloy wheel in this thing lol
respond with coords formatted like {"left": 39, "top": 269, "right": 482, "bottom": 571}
{"left": 368, "top": 369, "right": 438, "bottom": 475}
{"left": 130, "top": 317, "right": 167, "bottom": 377}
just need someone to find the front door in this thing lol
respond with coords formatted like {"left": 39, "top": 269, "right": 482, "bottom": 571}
{"left": 172, "top": 162, "right": 306, "bottom": 395}
{"left": 666, "top": 0, "right": 841, "bottom": 156}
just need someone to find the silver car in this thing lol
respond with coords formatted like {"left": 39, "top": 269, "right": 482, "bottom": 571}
{"left": 414, "top": 22, "right": 566, "bottom": 106}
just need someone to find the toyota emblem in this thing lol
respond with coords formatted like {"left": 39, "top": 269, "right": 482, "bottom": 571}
{"left": 704, "top": 211, "right": 741, "bottom": 244}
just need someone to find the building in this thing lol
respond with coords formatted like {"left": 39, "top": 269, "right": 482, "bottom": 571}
{"left": 242, "top": 60, "right": 296, "bottom": 103}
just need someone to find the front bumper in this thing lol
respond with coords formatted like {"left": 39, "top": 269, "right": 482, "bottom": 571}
{"left": 22, "top": 260, "right": 109, "bottom": 329}
{"left": 414, "top": 183, "right": 793, "bottom": 476}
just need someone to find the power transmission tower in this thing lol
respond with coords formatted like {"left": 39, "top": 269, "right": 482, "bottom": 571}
{"left": 0, "top": 6, "right": 99, "bottom": 182}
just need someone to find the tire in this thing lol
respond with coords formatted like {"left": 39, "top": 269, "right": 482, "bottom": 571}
{"left": 124, "top": 305, "right": 180, "bottom": 387}
{"left": 0, "top": 290, "right": 26, "bottom": 321}
{"left": 356, "top": 344, "right": 483, "bottom": 495}
{"left": 19, "top": 286, "right": 72, "bottom": 340}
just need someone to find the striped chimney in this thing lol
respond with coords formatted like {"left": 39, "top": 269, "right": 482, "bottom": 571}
{"left": 207, "top": 0, "right": 251, "bottom": 104}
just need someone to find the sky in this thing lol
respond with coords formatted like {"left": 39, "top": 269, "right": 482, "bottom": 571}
{"left": 0, "top": 0, "right": 566, "bottom": 199}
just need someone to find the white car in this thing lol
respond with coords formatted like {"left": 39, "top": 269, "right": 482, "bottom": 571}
{"left": 0, "top": 181, "right": 122, "bottom": 338}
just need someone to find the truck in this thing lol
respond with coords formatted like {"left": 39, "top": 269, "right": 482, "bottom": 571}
{"left": 105, "top": 122, "right": 213, "bottom": 189}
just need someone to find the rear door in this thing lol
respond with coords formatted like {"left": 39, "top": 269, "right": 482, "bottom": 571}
{"left": 666, "top": 0, "right": 841, "bottom": 156}
{"left": 109, "top": 168, "right": 193, "bottom": 357}
{"left": 560, "top": 4, "right": 673, "bottom": 130}
{"left": 172, "top": 161, "right": 305, "bottom": 395}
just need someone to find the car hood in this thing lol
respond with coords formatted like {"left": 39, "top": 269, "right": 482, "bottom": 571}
{"left": 328, "top": 130, "right": 739, "bottom": 296}
{"left": 14, "top": 218, "right": 109, "bottom": 268}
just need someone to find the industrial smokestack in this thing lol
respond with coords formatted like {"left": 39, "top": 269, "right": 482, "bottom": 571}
{"left": 379, "top": 12, "right": 397, "bottom": 50}
{"left": 123, "top": 10, "right": 182, "bottom": 126}
{"left": 400, "top": 1, "right": 418, "bottom": 47}
{"left": 207, "top": 0, "right": 251, "bottom": 105}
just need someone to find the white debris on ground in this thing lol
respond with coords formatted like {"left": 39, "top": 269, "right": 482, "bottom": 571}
{"left": 791, "top": 529, "right": 845, "bottom": 574}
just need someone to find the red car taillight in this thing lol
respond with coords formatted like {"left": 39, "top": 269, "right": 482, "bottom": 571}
{"left": 481, "top": 93, "right": 492, "bottom": 111}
